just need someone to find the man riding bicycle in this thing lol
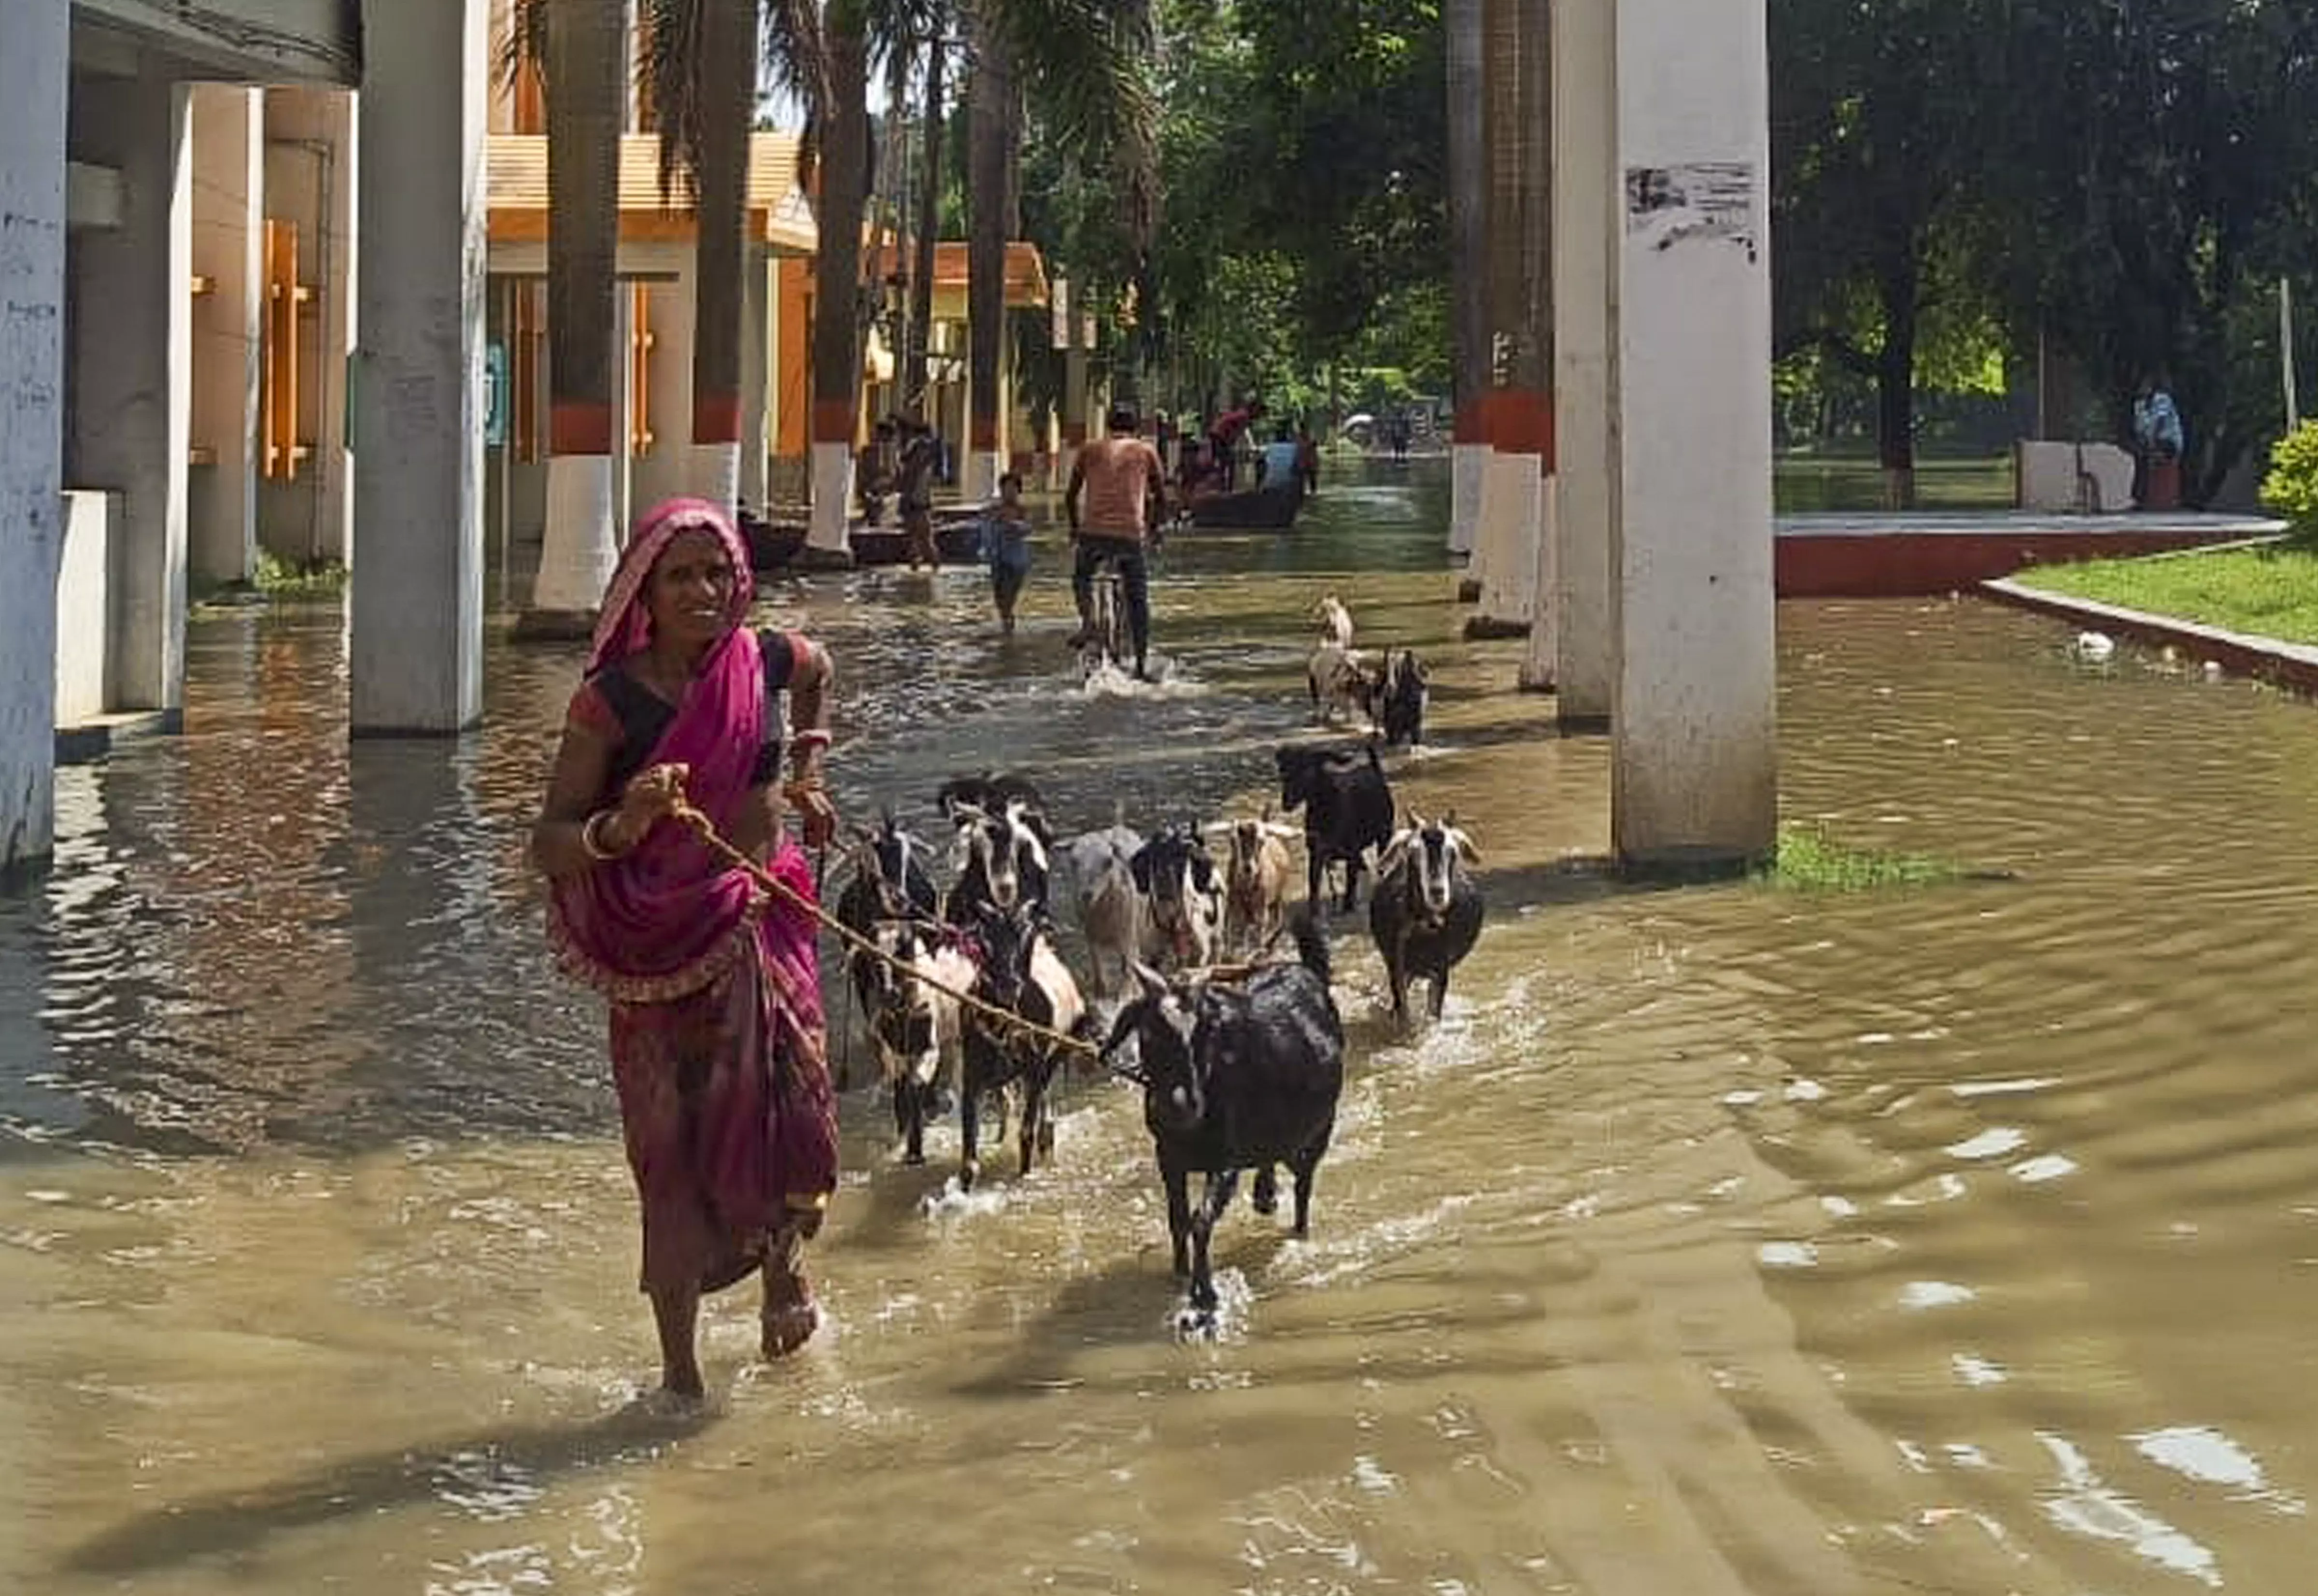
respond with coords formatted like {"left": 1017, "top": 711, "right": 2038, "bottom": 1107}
{"left": 1064, "top": 400, "right": 1168, "bottom": 678}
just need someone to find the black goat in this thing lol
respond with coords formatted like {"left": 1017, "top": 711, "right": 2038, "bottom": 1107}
{"left": 957, "top": 900, "right": 1092, "bottom": 1188}
{"left": 1378, "top": 651, "right": 1429, "bottom": 749}
{"left": 1369, "top": 813, "right": 1484, "bottom": 1023}
{"left": 1104, "top": 914, "right": 1344, "bottom": 1316}
{"left": 1275, "top": 743, "right": 1396, "bottom": 913}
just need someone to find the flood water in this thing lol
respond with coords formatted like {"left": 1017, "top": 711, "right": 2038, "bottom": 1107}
{"left": 6, "top": 461, "right": 2318, "bottom": 1594}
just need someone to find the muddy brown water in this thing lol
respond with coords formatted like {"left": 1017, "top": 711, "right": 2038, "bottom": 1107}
{"left": 5, "top": 464, "right": 2318, "bottom": 1593}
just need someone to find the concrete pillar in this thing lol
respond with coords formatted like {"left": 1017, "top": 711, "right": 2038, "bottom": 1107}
{"left": 1531, "top": 0, "right": 1615, "bottom": 722}
{"left": 739, "top": 245, "right": 771, "bottom": 510}
{"left": 350, "top": 0, "right": 487, "bottom": 733}
{"left": 70, "top": 66, "right": 193, "bottom": 718}
{"left": 1060, "top": 326, "right": 1089, "bottom": 492}
{"left": 187, "top": 86, "right": 264, "bottom": 588}
{"left": 0, "top": 0, "right": 70, "bottom": 873}
{"left": 632, "top": 272, "right": 697, "bottom": 509}
{"left": 1611, "top": 0, "right": 1778, "bottom": 864}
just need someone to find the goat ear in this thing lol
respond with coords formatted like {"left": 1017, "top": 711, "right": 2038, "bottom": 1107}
{"left": 951, "top": 799, "right": 989, "bottom": 827}
{"left": 1101, "top": 1004, "right": 1141, "bottom": 1059}
{"left": 1129, "top": 848, "right": 1153, "bottom": 894}
{"left": 1131, "top": 960, "right": 1170, "bottom": 1001}
{"left": 1200, "top": 819, "right": 1233, "bottom": 837}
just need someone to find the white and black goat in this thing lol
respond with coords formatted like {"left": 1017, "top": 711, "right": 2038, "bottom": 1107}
{"left": 1102, "top": 914, "right": 1345, "bottom": 1317}
{"left": 1058, "top": 811, "right": 1147, "bottom": 998}
{"left": 1368, "top": 812, "right": 1484, "bottom": 1023}
{"left": 944, "top": 797, "right": 1052, "bottom": 924}
{"left": 873, "top": 921, "right": 977, "bottom": 1165}
{"left": 1205, "top": 809, "right": 1300, "bottom": 957}
{"left": 1130, "top": 823, "right": 1225, "bottom": 972}
{"left": 1307, "top": 594, "right": 1385, "bottom": 728}
{"left": 955, "top": 900, "right": 1095, "bottom": 1188}
{"left": 1376, "top": 650, "right": 1429, "bottom": 749}
{"left": 833, "top": 811, "right": 940, "bottom": 1086}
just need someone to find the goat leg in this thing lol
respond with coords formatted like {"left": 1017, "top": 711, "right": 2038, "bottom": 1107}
{"left": 1018, "top": 1062, "right": 1051, "bottom": 1176}
{"left": 1190, "top": 1169, "right": 1243, "bottom": 1314}
{"left": 1252, "top": 1165, "right": 1279, "bottom": 1217}
{"left": 1161, "top": 1158, "right": 1194, "bottom": 1278}
{"left": 1289, "top": 1140, "right": 1328, "bottom": 1238}
{"left": 959, "top": 1077, "right": 982, "bottom": 1190}
{"left": 1430, "top": 968, "right": 1451, "bottom": 1021}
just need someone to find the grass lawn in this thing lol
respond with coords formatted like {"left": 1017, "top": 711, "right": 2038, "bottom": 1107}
{"left": 1773, "top": 452, "right": 2014, "bottom": 514}
{"left": 2012, "top": 542, "right": 2318, "bottom": 646}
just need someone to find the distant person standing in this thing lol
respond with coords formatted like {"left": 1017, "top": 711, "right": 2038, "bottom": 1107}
{"left": 979, "top": 471, "right": 1034, "bottom": 635}
{"left": 1208, "top": 398, "right": 1266, "bottom": 489}
{"left": 896, "top": 419, "right": 941, "bottom": 568}
{"left": 2133, "top": 375, "right": 2185, "bottom": 510}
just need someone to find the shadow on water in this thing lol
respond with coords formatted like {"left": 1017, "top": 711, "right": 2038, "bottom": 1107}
{"left": 62, "top": 1401, "right": 717, "bottom": 1576}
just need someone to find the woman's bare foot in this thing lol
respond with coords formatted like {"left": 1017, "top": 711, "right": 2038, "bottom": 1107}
{"left": 761, "top": 1260, "right": 820, "bottom": 1359}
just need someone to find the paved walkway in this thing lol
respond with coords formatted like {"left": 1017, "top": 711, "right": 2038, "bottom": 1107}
{"left": 1776, "top": 509, "right": 2282, "bottom": 538}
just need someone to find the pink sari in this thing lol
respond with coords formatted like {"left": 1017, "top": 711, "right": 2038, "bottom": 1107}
{"left": 548, "top": 498, "right": 837, "bottom": 1296}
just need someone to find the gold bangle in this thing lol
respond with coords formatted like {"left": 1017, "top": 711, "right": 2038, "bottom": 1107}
{"left": 581, "top": 810, "right": 627, "bottom": 861}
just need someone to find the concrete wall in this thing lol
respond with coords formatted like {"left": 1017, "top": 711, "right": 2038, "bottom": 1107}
{"left": 187, "top": 85, "right": 264, "bottom": 587}
{"left": 55, "top": 491, "right": 115, "bottom": 725}
{"left": 67, "top": 62, "right": 192, "bottom": 718}
{"left": 258, "top": 86, "right": 355, "bottom": 568}
{"left": 0, "top": 0, "right": 71, "bottom": 870}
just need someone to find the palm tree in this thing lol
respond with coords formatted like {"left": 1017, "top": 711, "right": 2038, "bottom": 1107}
{"left": 1446, "top": 0, "right": 1488, "bottom": 555}
{"left": 964, "top": 2, "right": 1020, "bottom": 496}
{"left": 804, "top": 0, "right": 874, "bottom": 556}
{"left": 639, "top": 0, "right": 827, "bottom": 513}
{"left": 1466, "top": 0, "right": 1550, "bottom": 637}
{"left": 514, "top": 0, "right": 628, "bottom": 635}
{"left": 903, "top": 10, "right": 950, "bottom": 413}
{"left": 963, "top": 0, "right": 1158, "bottom": 493}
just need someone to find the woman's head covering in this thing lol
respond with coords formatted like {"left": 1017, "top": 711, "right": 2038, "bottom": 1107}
{"left": 587, "top": 496, "right": 757, "bottom": 674}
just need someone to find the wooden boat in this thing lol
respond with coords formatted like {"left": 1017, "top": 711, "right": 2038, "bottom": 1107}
{"left": 741, "top": 507, "right": 986, "bottom": 571}
{"left": 1182, "top": 482, "right": 1303, "bottom": 531}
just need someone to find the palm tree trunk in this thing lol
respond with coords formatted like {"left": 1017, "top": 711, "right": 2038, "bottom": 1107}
{"left": 690, "top": 0, "right": 759, "bottom": 512}
{"left": 1466, "top": 0, "right": 1548, "bottom": 636}
{"left": 807, "top": 0, "right": 871, "bottom": 557}
{"left": 965, "top": 1, "right": 1018, "bottom": 498}
{"left": 1446, "top": 0, "right": 1489, "bottom": 554}
{"left": 527, "top": 0, "right": 629, "bottom": 628}
{"left": 905, "top": 22, "right": 947, "bottom": 414}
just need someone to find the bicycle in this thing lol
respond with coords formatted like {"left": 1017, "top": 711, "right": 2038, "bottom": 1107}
{"left": 1081, "top": 563, "right": 1131, "bottom": 682}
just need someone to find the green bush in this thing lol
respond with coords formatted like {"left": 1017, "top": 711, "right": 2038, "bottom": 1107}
{"left": 2261, "top": 422, "right": 2318, "bottom": 542}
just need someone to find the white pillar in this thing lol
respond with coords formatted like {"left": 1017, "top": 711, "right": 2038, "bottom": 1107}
{"left": 1611, "top": 0, "right": 1777, "bottom": 863}
{"left": 350, "top": 0, "right": 487, "bottom": 733}
{"left": 739, "top": 244, "right": 771, "bottom": 510}
{"left": 1534, "top": 0, "right": 1615, "bottom": 721}
{"left": 71, "top": 66, "right": 193, "bottom": 718}
{"left": 1448, "top": 442, "right": 1487, "bottom": 556}
{"left": 633, "top": 272, "right": 697, "bottom": 509}
{"left": 0, "top": 0, "right": 69, "bottom": 873}
{"left": 1469, "top": 444, "right": 1540, "bottom": 633}
{"left": 187, "top": 86, "right": 264, "bottom": 588}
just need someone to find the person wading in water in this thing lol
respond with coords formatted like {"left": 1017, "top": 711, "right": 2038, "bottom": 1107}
{"left": 532, "top": 497, "right": 842, "bottom": 1402}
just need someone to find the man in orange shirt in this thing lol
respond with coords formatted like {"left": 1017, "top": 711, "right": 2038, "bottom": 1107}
{"left": 1065, "top": 401, "right": 1168, "bottom": 678}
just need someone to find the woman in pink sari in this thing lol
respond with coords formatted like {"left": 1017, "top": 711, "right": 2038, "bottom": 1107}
{"left": 532, "top": 497, "right": 841, "bottom": 1401}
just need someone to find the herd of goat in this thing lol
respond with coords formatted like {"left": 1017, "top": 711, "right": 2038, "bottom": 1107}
{"left": 823, "top": 597, "right": 1484, "bottom": 1314}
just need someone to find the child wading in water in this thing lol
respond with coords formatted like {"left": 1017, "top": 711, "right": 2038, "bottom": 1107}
{"left": 979, "top": 471, "right": 1034, "bottom": 634}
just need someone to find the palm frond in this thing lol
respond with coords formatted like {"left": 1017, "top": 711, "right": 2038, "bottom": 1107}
{"left": 976, "top": 0, "right": 1160, "bottom": 254}
{"left": 762, "top": 0, "right": 830, "bottom": 191}
{"left": 500, "top": 0, "right": 551, "bottom": 91}
{"left": 638, "top": 0, "right": 707, "bottom": 203}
